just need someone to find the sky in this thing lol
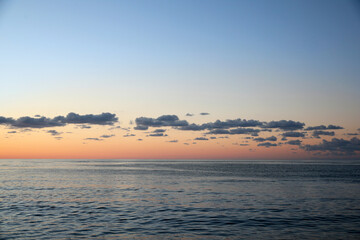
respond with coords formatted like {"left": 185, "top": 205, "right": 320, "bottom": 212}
{"left": 0, "top": 0, "right": 359, "bottom": 159}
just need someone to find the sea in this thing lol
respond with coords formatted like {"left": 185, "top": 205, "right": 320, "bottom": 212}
{"left": 1, "top": 159, "right": 360, "bottom": 239}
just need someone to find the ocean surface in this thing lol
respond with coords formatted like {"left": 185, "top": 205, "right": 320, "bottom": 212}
{"left": 1, "top": 159, "right": 360, "bottom": 239}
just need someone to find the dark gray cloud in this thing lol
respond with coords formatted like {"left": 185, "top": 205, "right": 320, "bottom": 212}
{"left": 312, "top": 130, "right": 335, "bottom": 138}
{"left": 178, "top": 123, "right": 205, "bottom": 131}
{"left": 346, "top": 133, "right": 359, "bottom": 136}
{"left": 0, "top": 112, "right": 118, "bottom": 129}
{"left": 286, "top": 140, "right": 302, "bottom": 145}
{"left": 200, "top": 112, "right": 210, "bottom": 115}
{"left": 0, "top": 116, "right": 15, "bottom": 124}
{"left": 194, "top": 137, "right": 209, "bottom": 141}
{"left": 305, "top": 125, "right": 343, "bottom": 130}
{"left": 147, "top": 133, "right": 168, "bottom": 137}
{"left": 123, "top": 133, "right": 136, "bottom": 137}
{"left": 12, "top": 116, "right": 65, "bottom": 128}
{"left": 253, "top": 137, "right": 266, "bottom": 142}
{"left": 206, "top": 128, "right": 260, "bottom": 136}
{"left": 229, "top": 128, "right": 260, "bottom": 136}
{"left": 257, "top": 142, "right": 277, "bottom": 147}
{"left": 84, "top": 138, "right": 103, "bottom": 141}
{"left": 47, "top": 130, "right": 62, "bottom": 136}
{"left": 7, "top": 131, "right": 17, "bottom": 134}
{"left": 203, "top": 119, "right": 263, "bottom": 129}
{"left": 167, "top": 140, "right": 178, "bottom": 143}
{"left": 153, "top": 129, "right": 166, "bottom": 133}
{"left": 57, "top": 112, "right": 118, "bottom": 125}
{"left": 253, "top": 136, "right": 277, "bottom": 142}
{"left": 266, "top": 136, "right": 277, "bottom": 141}
{"left": 108, "top": 126, "right": 121, "bottom": 130}
{"left": 186, "top": 113, "right": 194, "bottom": 117}
{"left": 207, "top": 129, "right": 230, "bottom": 134}
{"left": 262, "top": 120, "right": 305, "bottom": 131}
{"left": 134, "top": 125, "right": 149, "bottom": 130}
{"left": 100, "top": 134, "right": 115, "bottom": 138}
{"left": 135, "top": 115, "right": 188, "bottom": 129}
{"left": 302, "top": 137, "right": 360, "bottom": 156}
{"left": 282, "top": 132, "right": 305, "bottom": 138}
{"left": 210, "top": 137, "right": 217, "bottom": 139}
{"left": 177, "top": 119, "right": 263, "bottom": 131}
{"left": 137, "top": 138, "right": 143, "bottom": 141}
{"left": 78, "top": 125, "right": 92, "bottom": 129}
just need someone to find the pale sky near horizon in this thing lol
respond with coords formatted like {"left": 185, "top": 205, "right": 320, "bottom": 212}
{"left": 0, "top": 0, "right": 359, "bottom": 159}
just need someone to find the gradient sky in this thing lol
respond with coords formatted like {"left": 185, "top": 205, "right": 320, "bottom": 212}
{"left": 0, "top": 0, "right": 359, "bottom": 159}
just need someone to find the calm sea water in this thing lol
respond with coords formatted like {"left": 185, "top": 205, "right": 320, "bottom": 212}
{"left": 1, "top": 159, "right": 360, "bottom": 239}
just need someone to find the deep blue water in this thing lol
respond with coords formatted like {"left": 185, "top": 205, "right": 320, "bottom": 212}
{"left": 1, "top": 159, "right": 360, "bottom": 239}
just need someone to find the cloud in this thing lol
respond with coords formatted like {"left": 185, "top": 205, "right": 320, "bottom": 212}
{"left": 186, "top": 113, "right": 194, "bottom": 117}
{"left": 47, "top": 130, "right": 62, "bottom": 136}
{"left": 200, "top": 112, "right": 210, "bottom": 115}
{"left": 282, "top": 132, "right": 305, "bottom": 138}
{"left": 0, "top": 112, "right": 118, "bottom": 129}
{"left": 286, "top": 140, "right": 302, "bottom": 145}
{"left": 137, "top": 138, "right": 143, "bottom": 141}
{"left": 0, "top": 116, "right": 15, "bottom": 124}
{"left": 262, "top": 120, "right": 305, "bottom": 131}
{"left": 108, "top": 126, "right": 122, "bottom": 130}
{"left": 312, "top": 130, "right": 335, "bottom": 138}
{"left": 100, "top": 134, "right": 115, "bottom": 138}
{"left": 58, "top": 112, "right": 118, "bottom": 125}
{"left": 266, "top": 136, "right": 277, "bottom": 141}
{"left": 135, "top": 115, "right": 188, "bottom": 129}
{"left": 177, "top": 124, "right": 206, "bottom": 131}
{"left": 153, "top": 129, "right": 166, "bottom": 133}
{"left": 12, "top": 116, "right": 65, "bottom": 128}
{"left": 78, "top": 125, "right": 92, "bottom": 129}
{"left": 203, "top": 119, "right": 263, "bottom": 129}
{"left": 257, "top": 142, "right": 277, "bottom": 147}
{"left": 177, "top": 118, "right": 263, "bottom": 131}
{"left": 205, "top": 128, "right": 261, "bottom": 136}
{"left": 346, "top": 133, "right": 359, "bottom": 136}
{"left": 194, "top": 137, "right": 209, "bottom": 140}
{"left": 7, "top": 131, "right": 17, "bottom": 134}
{"left": 147, "top": 133, "right": 168, "bottom": 137}
{"left": 210, "top": 137, "right": 217, "bottom": 139}
{"left": 305, "top": 125, "right": 343, "bottom": 130}
{"left": 229, "top": 128, "right": 260, "bottom": 136}
{"left": 123, "top": 133, "right": 136, "bottom": 137}
{"left": 207, "top": 129, "right": 230, "bottom": 134}
{"left": 167, "top": 140, "right": 178, "bottom": 143}
{"left": 84, "top": 138, "right": 103, "bottom": 141}
{"left": 302, "top": 137, "right": 360, "bottom": 156}
{"left": 253, "top": 136, "right": 277, "bottom": 142}
{"left": 134, "top": 125, "right": 149, "bottom": 130}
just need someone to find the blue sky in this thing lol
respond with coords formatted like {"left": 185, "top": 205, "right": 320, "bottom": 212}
{"left": 0, "top": 0, "right": 359, "bottom": 159}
